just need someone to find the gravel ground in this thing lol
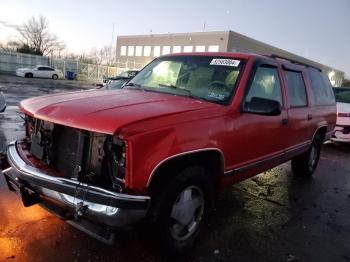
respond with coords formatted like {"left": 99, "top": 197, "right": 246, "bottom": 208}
{"left": 0, "top": 74, "right": 349, "bottom": 262}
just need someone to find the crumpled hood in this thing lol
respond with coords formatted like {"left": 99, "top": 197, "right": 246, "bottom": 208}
{"left": 20, "top": 89, "right": 217, "bottom": 134}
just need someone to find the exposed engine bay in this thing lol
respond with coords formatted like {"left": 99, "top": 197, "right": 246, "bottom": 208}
{"left": 25, "top": 115, "right": 126, "bottom": 192}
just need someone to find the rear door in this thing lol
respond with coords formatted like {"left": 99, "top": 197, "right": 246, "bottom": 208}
{"left": 34, "top": 67, "right": 46, "bottom": 78}
{"left": 281, "top": 65, "right": 313, "bottom": 157}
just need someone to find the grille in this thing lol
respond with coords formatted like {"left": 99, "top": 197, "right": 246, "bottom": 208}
{"left": 51, "top": 125, "right": 84, "bottom": 178}
{"left": 29, "top": 118, "right": 85, "bottom": 178}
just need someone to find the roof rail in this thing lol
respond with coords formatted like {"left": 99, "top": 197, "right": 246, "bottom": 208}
{"left": 267, "top": 54, "right": 322, "bottom": 72}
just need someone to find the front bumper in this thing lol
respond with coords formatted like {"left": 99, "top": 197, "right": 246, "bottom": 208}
{"left": 2, "top": 141, "right": 150, "bottom": 241}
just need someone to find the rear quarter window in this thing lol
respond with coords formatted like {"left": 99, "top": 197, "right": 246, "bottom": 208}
{"left": 307, "top": 68, "right": 335, "bottom": 105}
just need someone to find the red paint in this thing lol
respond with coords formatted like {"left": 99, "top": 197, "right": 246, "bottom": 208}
{"left": 19, "top": 53, "right": 337, "bottom": 194}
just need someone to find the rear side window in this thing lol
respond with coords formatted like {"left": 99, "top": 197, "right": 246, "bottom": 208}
{"left": 307, "top": 68, "right": 335, "bottom": 105}
{"left": 245, "top": 66, "right": 282, "bottom": 104}
{"left": 284, "top": 70, "right": 307, "bottom": 107}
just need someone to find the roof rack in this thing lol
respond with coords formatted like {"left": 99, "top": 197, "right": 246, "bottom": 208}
{"left": 267, "top": 54, "right": 322, "bottom": 72}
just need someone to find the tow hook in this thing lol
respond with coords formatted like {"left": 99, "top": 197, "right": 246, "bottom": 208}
{"left": 74, "top": 201, "right": 89, "bottom": 220}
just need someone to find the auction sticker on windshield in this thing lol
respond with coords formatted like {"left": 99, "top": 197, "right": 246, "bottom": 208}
{"left": 210, "top": 59, "right": 240, "bottom": 67}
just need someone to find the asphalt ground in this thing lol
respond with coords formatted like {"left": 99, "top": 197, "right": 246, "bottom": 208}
{"left": 0, "top": 75, "right": 349, "bottom": 262}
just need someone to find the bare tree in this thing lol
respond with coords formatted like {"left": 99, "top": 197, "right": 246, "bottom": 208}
{"left": 88, "top": 46, "right": 115, "bottom": 65}
{"left": 0, "top": 40, "right": 20, "bottom": 52}
{"left": 17, "top": 15, "right": 65, "bottom": 55}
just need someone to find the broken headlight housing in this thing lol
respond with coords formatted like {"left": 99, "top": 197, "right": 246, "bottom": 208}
{"left": 103, "top": 136, "right": 127, "bottom": 191}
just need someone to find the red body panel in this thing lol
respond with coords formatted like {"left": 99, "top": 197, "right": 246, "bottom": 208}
{"left": 19, "top": 53, "right": 337, "bottom": 194}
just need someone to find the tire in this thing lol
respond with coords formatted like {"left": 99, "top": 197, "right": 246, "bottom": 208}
{"left": 52, "top": 74, "right": 58, "bottom": 80}
{"left": 25, "top": 73, "right": 33, "bottom": 78}
{"left": 291, "top": 134, "right": 322, "bottom": 177}
{"left": 150, "top": 166, "right": 214, "bottom": 256}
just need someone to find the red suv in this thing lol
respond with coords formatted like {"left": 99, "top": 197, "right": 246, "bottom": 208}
{"left": 2, "top": 53, "right": 336, "bottom": 255}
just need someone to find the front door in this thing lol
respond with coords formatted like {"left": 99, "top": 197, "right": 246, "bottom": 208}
{"left": 226, "top": 61, "right": 288, "bottom": 173}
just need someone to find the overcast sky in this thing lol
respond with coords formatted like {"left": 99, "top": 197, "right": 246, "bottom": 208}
{"left": 1, "top": 0, "right": 349, "bottom": 76}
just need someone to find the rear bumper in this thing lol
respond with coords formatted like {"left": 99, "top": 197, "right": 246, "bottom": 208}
{"left": 331, "top": 125, "right": 350, "bottom": 143}
{"left": 2, "top": 141, "right": 150, "bottom": 234}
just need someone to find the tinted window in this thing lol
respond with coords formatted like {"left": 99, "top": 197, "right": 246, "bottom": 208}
{"left": 284, "top": 70, "right": 307, "bottom": 107}
{"left": 245, "top": 66, "right": 282, "bottom": 104}
{"left": 307, "top": 68, "right": 335, "bottom": 105}
{"left": 334, "top": 89, "right": 350, "bottom": 104}
{"left": 38, "top": 67, "right": 54, "bottom": 71}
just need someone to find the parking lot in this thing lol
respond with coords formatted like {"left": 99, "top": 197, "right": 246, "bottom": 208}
{"left": 0, "top": 75, "right": 349, "bottom": 262}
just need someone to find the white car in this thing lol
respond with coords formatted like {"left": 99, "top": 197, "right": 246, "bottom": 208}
{"left": 16, "top": 65, "right": 63, "bottom": 80}
{"left": 332, "top": 87, "right": 350, "bottom": 143}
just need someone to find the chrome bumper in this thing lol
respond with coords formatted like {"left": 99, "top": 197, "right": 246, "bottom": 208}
{"left": 2, "top": 141, "right": 150, "bottom": 230}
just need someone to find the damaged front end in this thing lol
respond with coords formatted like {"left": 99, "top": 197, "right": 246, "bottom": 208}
{"left": 2, "top": 116, "right": 149, "bottom": 243}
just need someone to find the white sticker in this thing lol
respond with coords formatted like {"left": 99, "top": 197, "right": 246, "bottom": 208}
{"left": 207, "top": 92, "right": 225, "bottom": 100}
{"left": 210, "top": 59, "right": 240, "bottom": 67}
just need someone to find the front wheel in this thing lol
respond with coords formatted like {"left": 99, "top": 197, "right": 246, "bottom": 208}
{"left": 25, "top": 73, "right": 33, "bottom": 78}
{"left": 151, "top": 166, "right": 213, "bottom": 256}
{"left": 292, "top": 134, "right": 322, "bottom": 177}
{"left": 52, "top": 74, "right": 58, "bottom": 80}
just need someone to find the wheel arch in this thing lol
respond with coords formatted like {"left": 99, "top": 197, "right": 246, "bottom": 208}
{"left": 147, "top": 148, "right": 225, "bottom": 195}
{"left": 313, "top": 125, "right": 328, "bottom": 142}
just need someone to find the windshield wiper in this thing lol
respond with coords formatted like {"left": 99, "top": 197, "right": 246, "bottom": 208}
{"left": 158, "top": 83, "right": 193, "bottom": 96}
{"left": 124, "top": 82, "right": 143, "bottom": 89}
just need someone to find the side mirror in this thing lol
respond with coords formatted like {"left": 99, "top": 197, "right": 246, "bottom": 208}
{"left": 243, "top": 97, "right": 281, "bottom": 116}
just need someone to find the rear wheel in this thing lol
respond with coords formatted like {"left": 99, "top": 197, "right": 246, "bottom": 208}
{"left": 292, "top": 134, "right": 322, "bottom": 177}
{"left": 25, "top": 73, "right": 33, "bottom": 78}
{"left": 52, "top": 74, "right": 58, "bottom": 80}
{"left": 150, "top": 166, "right": 213, "bottom": 256}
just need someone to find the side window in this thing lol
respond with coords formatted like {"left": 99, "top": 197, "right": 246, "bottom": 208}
{"left": 245, "top": 66, "right": 282, "bottom": 104}
{"left": 284, "top": 70, "right": 307, "bottom": 107}
{"left": 37, "top": 67, "right": 45, "bottom": 71}
{"left": 307, "top": 68, "right": 335, "bottom": 105}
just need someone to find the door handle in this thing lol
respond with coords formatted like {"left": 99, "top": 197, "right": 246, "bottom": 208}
{"left": 307, "top": 114, "right": 313, "bottom": 120}
{"left": 282, "top": 118, "right": 289, "bottom": 126}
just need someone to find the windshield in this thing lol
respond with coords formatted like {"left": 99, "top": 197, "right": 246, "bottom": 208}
{"left": 334, "top": 89, "right": 350, "bottom": 104}
{"left": 128, "top": 56, "right": 244, "bottom": 104}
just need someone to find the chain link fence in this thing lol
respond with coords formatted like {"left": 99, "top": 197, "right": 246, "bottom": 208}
{"left": 0, "top": 51, "right": 125, "bottom": 81}
{"left": 0, "top": 51, "right": 49, "bottom": 74}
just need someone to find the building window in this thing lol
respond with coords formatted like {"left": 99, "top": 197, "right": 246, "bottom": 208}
{"left": 162, "top": 46, "right": 171, "bottom": 55}
{"left": 128, "top": 46, "right": 135, "bottom": 56}
{"left": 195, "top": 46, "right": 206, "bottom": 52}
{"left": 153, "top": 46, "right": 161, "bottom": 57}
{"left": 184, "top": 46, "right": 193, "bottom": 53}
{"left": 120, "top": 46, "right": 127, "bottom": 56}
{"left": 144, "top": 46, "right": 151, "bottom": 57}
{"left": 173, "top": 46, "right": 182, "bottom": 53}
{"left": 135, "top": 46, "right": 143, "bottom": 56}
{"left": 208, "top": 45, "right": 219, "bottom": 52}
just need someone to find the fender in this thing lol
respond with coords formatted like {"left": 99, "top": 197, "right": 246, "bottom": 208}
{"left": 146, "top": 148, "right": 225, "bottom": 187}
